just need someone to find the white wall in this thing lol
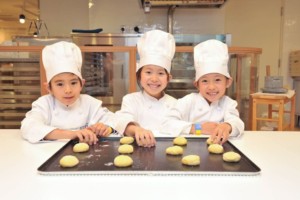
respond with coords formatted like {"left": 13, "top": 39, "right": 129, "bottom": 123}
{"left": 89, "top": 0, "right": 225, "bottom": 34}
{"left": 225, "top": 0, "right": 282, "bottom": 89}
{"left": 281, "top": 0, "right": 300, "bottom": 83}
{"left": 39, "top": 0, "right": 300, "bottom": 90}
{"left": 40, "top": 0, "right": 89, "bottom": 37}
{"left": 281, "top": 0, "right": 300, "bottom": 114}
{"left": 40, "top": 0, "right": 225, "bottom": 35}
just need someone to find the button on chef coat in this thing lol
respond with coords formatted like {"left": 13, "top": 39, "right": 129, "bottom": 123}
{"left": 161, "top": 93, "right": 244, "bottom": 137}
{"left": 116, "top": 91, "right": 177, "bottom": 133}
{"left": 21, "top": 94, "right": 128, "bottom": 143}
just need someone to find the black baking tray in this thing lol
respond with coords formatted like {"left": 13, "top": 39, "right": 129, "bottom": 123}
{"left": 38, "top": 137, "right": 260, "bottom": 176}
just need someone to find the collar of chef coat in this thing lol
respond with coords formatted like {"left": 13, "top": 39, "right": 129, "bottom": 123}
{"left": 198, "top": 93, "right": 224, "bottom": 111}
{"left": 142, "top": 90, "right": 168, "bottom": 102}
{"left": 53, "top": 96, "right": 84, "bottom": 114}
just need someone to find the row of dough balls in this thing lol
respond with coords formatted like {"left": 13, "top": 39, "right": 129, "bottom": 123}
{"left": 168, "top": 137, "right": 200, "bottom": 166}
{"left": 166, "top": 137, "right": 241, "bottom": 166}
{"left": 59, "top": 142, "right": 90, "bottom": 168}
{"left": 60, "top": 137, "right": 136, "bottom": 168}
{"left": 114, "top": 137, "right": 135, "bottom": 167}
{"left": 59, "top": 136, "right": 241, "bottom": 168}
{"left": 115, "top": 136, "right": 201, "bottom": 167}
{"left": 60, "top": 128, "right": 115, "bottom": 168}
{"left": 207, "top": 138, "right": 241, "bottom": 163}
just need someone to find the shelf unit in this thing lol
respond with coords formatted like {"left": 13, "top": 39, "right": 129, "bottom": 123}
{"left": 0, "top": 46, "right": 42, "bottom": 129}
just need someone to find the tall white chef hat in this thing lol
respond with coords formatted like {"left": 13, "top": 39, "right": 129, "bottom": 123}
{"left": 42, "top": 41, "right": 82, "bottom": 83}
{"left": 137, "top": 29, "right": 175, "bottom": 73}
{"left": 194, "top": 39, "right": 230, "bottom": 82}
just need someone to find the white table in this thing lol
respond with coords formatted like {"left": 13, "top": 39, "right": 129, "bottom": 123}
{"left": 1, "top": 130, "right": 300, "bottom": 200}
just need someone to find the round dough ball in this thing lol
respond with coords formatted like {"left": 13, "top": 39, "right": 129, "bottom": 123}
{"left": 173, "top": 136, "right": 187, "bottom": 146}
{"left": 114, "top": 155, "right": 133, "bottom": 167}
{"left": 208, "top": 144, "right": 224, "bottom": 154}
{"left": 166, "top": 146, "right": 183, "bottom": 155}
{"left": 118, "top": 144, "right": 134, "bottom": 154}
{"left": 73, "top": 142, "right": 89, "bottom": 153}
{"left": 181, "top": 155, "right": 200, "bottom": 166}
{"left": 59, "top": 155, "right": 79, "bottom": 168}
{"left": 223, "top": 151, "right": 241, "bottom": 163}
{"left": 120, "top": 136, "right": 134, "bottom": 144}
{"left": 108, "top": 127, "right": 113, "bottom": 134}
{"left": 206, "top": 137, "right": 214, "bottom": 145}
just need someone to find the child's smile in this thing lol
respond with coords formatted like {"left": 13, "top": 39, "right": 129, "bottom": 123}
{"left": 140, "top": 65, "right": 169, "bottom": 99}
{"left": 195, "top": 73, "right": 231, "bottom": 104}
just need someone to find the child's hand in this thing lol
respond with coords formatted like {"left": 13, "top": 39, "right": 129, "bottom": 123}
{"left": 133, "top": 126, "right": 156, "bottom": 148}
{"left": 74, "top": 129, "right": 98, "bottom": 145}
{"left": 88, "top": 123, "right": 112, "bottom": 137}
{"left": 201, "top": 122, "right": 219, "bottom": 134}
{"left": 210, "top": 123, "right": 232, "bottom": 144}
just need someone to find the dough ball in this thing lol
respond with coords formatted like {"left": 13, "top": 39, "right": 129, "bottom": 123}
{"left": 108, "top": 127, "right": 113, "bottom": 134}
{"left": 173, "top": 136, "right": 187, "bottom": 146}
{"left": 166, "top": 146, "right": 183, "bottom": 155}
{"left": 223, "top": 151, "right": 241, "bottom": 163}
{"left": 206, "top": 137, "right": 214, "bottom": 145}
{"left": 118, "top": 144, "right": 134, "bottom": 154}
{"left": 208, "top": 144, "right": 224, "bottom": 154}
{"left": 59, "top": 155, "right": 79, "bottom": 168}
{"left": 120, "top": 136, "right": 134, "bottom": 144}
{"left": 73, "top": 142, "right": 89, "bottom": 153}
{"left": 114, "top": 155, "right": 133, "bottom": 167}
{"left": 181, "top": 155, "right": 200, "bottom": 166}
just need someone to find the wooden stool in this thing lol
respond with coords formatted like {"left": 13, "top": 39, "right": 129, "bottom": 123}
{"left": 251, "top": 90, "right": 296, "bottom": 131}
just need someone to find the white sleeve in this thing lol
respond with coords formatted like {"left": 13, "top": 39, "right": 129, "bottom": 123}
{"left": 82, "top": 96, "right": 123, "bottom": 136}
{"left": 112, "top": 94, "right": 140, "bottom": 135}
{"left": 160, "top": 95, "right": 193, "bottom": 136}
{"left": 223, "top": 98, "right": 245, "bottom": 137}
{"left": 115, "top": 94, "right": 138, "bottom": 123}
{"left": 20, "top": 97, "right": 56, "bottom": 143}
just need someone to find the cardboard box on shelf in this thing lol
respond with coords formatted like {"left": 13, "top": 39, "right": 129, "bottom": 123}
{"left": 289, "top": 50, "right": 300, "bottom": 77}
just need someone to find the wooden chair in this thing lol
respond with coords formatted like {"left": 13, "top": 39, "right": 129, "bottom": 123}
{"left": 251, "top": 91, "right": 296, "bottom": 131}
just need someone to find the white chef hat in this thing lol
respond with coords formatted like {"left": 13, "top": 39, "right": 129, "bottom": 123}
{"left": 42, "top": 41, "right": 82, "bottom": 83}
{"left": 137, "top": 29, "right": 175, "bottom": 73}
{"left": 194, "top": 39, "right": 230, "bottom": 82}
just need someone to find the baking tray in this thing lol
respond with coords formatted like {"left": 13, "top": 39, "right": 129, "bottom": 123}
{"left": 38, "top": 137, "right": 260, "bottom": 176}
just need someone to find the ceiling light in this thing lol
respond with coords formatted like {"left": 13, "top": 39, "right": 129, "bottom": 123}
{"left": 19, "top": 14, "right": 26, "bottom": 24}
{"left": 19, "top": 0, "right": 26, "bottom": 24}
{"left": 89, "top": 0, "right": 94, "bottom": 8}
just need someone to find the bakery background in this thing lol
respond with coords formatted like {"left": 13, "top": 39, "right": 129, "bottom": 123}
{"left": 1, "top": 0, "right": 300, "bottom": 129}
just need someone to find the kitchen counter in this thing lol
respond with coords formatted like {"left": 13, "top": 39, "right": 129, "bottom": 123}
{"left": 1, "top": 130, "right": 300, "bottom": 200}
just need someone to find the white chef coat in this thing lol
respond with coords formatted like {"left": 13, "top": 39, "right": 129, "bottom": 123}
{"left": 21, "top": 94, "right": 129, "bottom": 143}
{"left": 115, "top": 91, "right": 177, "bottom": 134}
{"left": 160, "top": 93, "right": 244, "bottom": 137}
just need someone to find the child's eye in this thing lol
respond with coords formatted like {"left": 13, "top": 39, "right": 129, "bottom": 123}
{"left": 201, "top": 79, "right": 208, "bottom": 83}
{"left": 145, "top": 71, "right": 152, "bottom": 75}
{"left": 158, "top": 72, "right": 166, "bottom": 76}
{"left": 215, "top": 78, "right": 222, "bottom": 82}
{"left": 71, "top": 81, "right": 78, "bottom": 85}
{"left": 56, "top": 83, "right": 64, "bottom": 87}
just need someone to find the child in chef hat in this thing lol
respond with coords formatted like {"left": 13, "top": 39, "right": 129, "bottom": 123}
{"left": 21, "top": 41, "right": 130, "bottom": 144}
{"left": 116, "top": 29, "right": 177, "bottom": 147}
{"left": 161, "top": 39, "right": 244, "bottom": 144}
